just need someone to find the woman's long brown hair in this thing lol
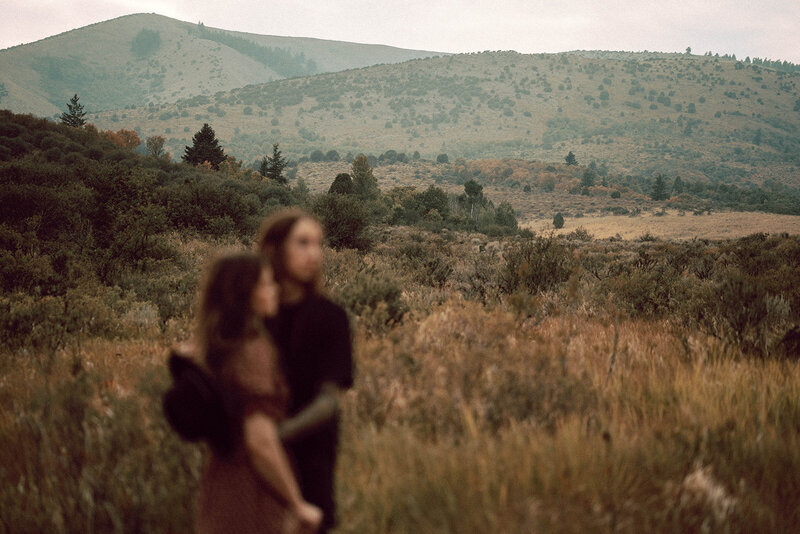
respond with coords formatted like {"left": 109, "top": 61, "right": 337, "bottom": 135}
{"left": 197, "top": 251, "right": 268, "bottom": 374}
{"left": 255, "top": 208, "right": 324, "bottom": 295}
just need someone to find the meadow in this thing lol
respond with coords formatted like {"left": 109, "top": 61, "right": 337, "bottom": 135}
{"left": 527, "top": 209, "right": 800, "bottom": 240}
{"left": 1, "top": 110, "right": 799, "bottom": 533}
{"left": 2, "top": 226, "right": 800, "bottom": 533}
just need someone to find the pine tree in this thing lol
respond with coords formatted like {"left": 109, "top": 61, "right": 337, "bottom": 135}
{"left": 60, "top": 94, "right": 86, "bottom": 127}
{"left": 351, "top": 155, "right": 379, "bottom": 199}
{"left": 183, "top": 123, "right": 225, "bottom": 169}
{"left": 651, "top": 174, "right": 669, "bottom": 201}
{"left": 259, "top": 143, "right": 287, "bottom": 184}
{"left": 328, "top": 173, "right": 354, "bottom": 195}
{"left": 672, "top": 176, "right": 684, "bottom": 196}
{"left": 581, "top": 168, "right": 596, "bottom": 188}
{"left": 565, "top": 151, "right": 577, "bottom": 166}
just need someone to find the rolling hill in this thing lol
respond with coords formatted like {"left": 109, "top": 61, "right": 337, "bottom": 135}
{"left": 0, "top": 13, "right": 442, "bottom": 116}
{"left": 88, "top": 50, "right": 800, "bottom": 186}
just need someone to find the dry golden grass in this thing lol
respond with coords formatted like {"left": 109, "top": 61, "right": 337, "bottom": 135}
{"left": 2, "top": 231, "right": 800, "bottom": 532}
{"left": 524, "top": 209, "right": 800, "bottom": 240}
{"left": 4, "top": 303, "right": 798, "bottom": 532}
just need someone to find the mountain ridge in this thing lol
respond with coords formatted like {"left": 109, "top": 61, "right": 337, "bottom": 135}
{"left": 0, "top": 13, "right": 443, "bottom": 116}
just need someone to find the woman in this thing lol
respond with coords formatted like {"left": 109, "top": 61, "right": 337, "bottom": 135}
{"left": 257, "top": 209, "right": 354, "bottom": 534}
{"left": 192, "top": 251, "right": 321, "bottom": 534}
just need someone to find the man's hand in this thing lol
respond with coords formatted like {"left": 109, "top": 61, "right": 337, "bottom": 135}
{"left": 278, "top": 382, "right": 341, "bottom": 444}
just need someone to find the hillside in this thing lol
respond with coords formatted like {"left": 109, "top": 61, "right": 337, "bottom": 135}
{"left": 90, "top": 50, "right": 800, "bottom": 186}
{"left": 0, "top": 13, "right": 442, "bottom": 116}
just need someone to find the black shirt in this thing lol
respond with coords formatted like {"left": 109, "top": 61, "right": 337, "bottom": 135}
{"left": 266, "top": 294, "right": 353, "bottom": 529}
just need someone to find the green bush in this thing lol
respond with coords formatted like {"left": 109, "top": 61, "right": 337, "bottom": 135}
{"left": 313, "top": 193, "right": 371, "bottom": 250}
{"left": 697, "top": 269, "right": 791, "bottom": 356}
{"left": 499, "top": 234, "right": 574, "bottom": 294}
{"left": 337, "top": 265, "right": 407, "bottom": 328}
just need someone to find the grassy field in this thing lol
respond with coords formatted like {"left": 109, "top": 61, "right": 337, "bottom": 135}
{"left": 3, "top": 107, "right": 798, "bottom": 533}
{"left": 525, "top": 209, "right": 800, "bottom": 240}
{"left": 2, "top": 227, "right": 800, "bottom": 533}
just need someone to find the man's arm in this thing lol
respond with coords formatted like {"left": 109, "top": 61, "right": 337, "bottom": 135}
{"left": 277, "top": 381, "right": 341, "bottom": 444}
{"left": 243, "top": 413, "right": 322, "bottom": 528}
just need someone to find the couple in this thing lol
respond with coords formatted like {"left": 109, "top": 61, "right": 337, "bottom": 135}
{"left": 190, "top": 209, "right": 353, "bottom": 534}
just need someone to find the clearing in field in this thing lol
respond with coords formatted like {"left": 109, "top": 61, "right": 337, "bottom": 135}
{"left": 524, "top": 209, "right": 800, "bottom": 240}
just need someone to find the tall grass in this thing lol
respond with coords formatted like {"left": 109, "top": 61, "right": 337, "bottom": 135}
{"left": 2, "top": 230, "right": 799, "bottom": 532}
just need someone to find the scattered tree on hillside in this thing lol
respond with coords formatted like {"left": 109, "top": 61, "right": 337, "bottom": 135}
{"left": 145, "top": 135, "right": 166, "bottom": 158}
{"left": 651, "top": 174, "right": 669, "bottom": 201}
{"left": 495, "top": 202, "right": 517, "bottom": 229}
{"left": 329, "top": 173, "right": 354, "bottom": 195}
{"left": 103, "top": 129, "right": 140, "bottom": 150}
{"left": 60, "top": 94, "right": 86, "bottom": 127}
{"left": 436, "top": 153, "right": 449, "bottom": 164}
{"left": 462, "top": 179, "right": 485, "bottom": 220}
{"left": 259, "top": 143, "right": 288, "bottom": 184}
{"left": 565, "top": 151, "right": 577, "bottom": 166}
{"left": 417, "top": 185, "right": 450, "bottom": 220}
{"left": 183, "top": 123, "right": 225, "bottom": 169}
{"left": 686, "top": 46, "right": 692, "bottom": 55}
{"left": 672, "top": 176, "right": 684, "bottom": 196}
{"left": 0, "top": 83, "right": 7, "bottom": 104}
{"left": 351, "top": 155, "right": 379, "bottom": 200}
{"left": 553, "top": 213, "right": 565, "bottom": 229}
{"left": 312, "top": 193, "right": 371, "bottom": 250}
{"left": 581, "top": 168, "right": 596, "bottom": 188}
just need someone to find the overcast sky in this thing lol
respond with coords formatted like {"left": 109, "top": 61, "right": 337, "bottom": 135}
{"left": 3, "top": 0, "right": 799, "bottom": 63}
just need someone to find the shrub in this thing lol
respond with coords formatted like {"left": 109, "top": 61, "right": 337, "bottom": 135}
{"left": 499, "top": 234, "right": 574, "bottom": 294}
{"left": 337, "top": 265, "right": 407, "bottom": 328}
{"left": 312, "top": 193, "right": 371, "bottom": 250}
{"left": 696, "top": 269, "right": 792, "bottom": 356}
{"left": 553, "top": 213, "right": 565, "bottom": 228}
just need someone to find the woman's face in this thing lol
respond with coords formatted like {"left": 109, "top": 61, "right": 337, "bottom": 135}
{"left": 283, "top": 218, "right": 323, "bottom": 284}
{"left": 251, "top": 267, "right": 279, "bottom": 318}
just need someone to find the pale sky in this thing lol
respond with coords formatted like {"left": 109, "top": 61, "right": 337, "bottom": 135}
{"left": 2, "top": 0, "right": 799, "bottom": 63}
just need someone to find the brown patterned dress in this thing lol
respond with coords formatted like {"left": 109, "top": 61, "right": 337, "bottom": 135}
{"left": 195, "top": 337, "right": 306, "bottom": 534}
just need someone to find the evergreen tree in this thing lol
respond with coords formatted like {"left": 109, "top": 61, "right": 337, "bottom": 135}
{"left": 60, "top": 94, "right": 86, "bottom": 127}
{"left": 553, "top": 212, "right": 565, "bottom": 229}
{"left": 495, "top": 202, "right": 517, "bottom": 229}
{"left": 651, "top": 174, "right": 669, "bottom": 201}
{"left": 581, "top": 168, "right": 596, "bottom": 188}
{"left": 259, "top": 143, "right": 288, "bottom": 184}
{"left": 672, "top": 176, "right": 684, "bottom": 196}
{"left": 351, "top": 155, "right": 379, "bottom": 199}
{"left": 329, "top": 173, "right": 354, "bottom": 195}
{"left": 565, "top": 151, "right": 577, "bottom": 166}
{"left": 183, "top": 123, "right": 225, "bottom": 169}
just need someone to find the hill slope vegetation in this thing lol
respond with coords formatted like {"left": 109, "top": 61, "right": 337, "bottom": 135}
{"left": 0, "top": 13, "right": 442, "bottom": 116}
{"left": 90, "top": 50, "right": 800, "bottom": 186}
